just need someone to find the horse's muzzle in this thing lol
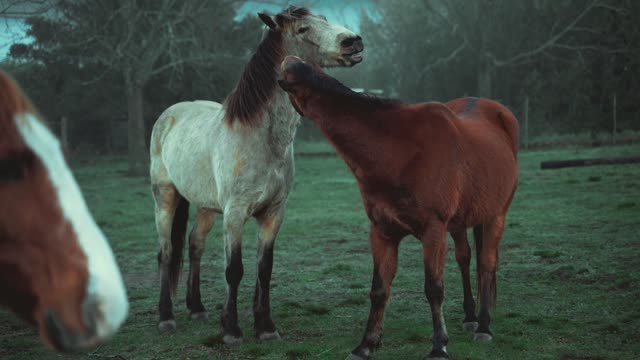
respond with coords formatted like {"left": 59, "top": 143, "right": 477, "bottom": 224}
{"left": 340, "top": 36, "right": 364, "bottom": 66}
{"left": 43, "top": 297, "right": 113, "bottom": 352}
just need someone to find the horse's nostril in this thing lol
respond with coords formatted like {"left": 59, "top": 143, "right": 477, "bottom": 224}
{"left": 341, "top": 36, "right": 358, "bottom": 48}
{"left": 45, "top": 310, "right": 69, "bottom": 351}
{"left": 82, "top": 297, "right": 103, "bottom": 332}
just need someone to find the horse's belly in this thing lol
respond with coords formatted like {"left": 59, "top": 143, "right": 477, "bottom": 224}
{"left": 172, "top": 171, "right": 220, "bottom": 210}
{"left": 161, "top": 122, "right": 221, "bottom": 210}
{"left": 451, "top": 184, "right": 516, "bottom": 229}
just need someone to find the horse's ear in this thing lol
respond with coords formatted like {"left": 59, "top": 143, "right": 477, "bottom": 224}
{"left": 258, "top": 13, "right": 277, "bottom": 30}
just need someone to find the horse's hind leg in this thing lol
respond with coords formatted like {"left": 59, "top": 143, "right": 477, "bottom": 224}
{"left": 451, "top": 230, "right": 478, "bottom": 332}
{"left": 220, "top": 204, "right": 249, "bottom": 345}
{"left": 152, "top": 183, "right": 184, "bottom": 333}
{"left": 474, "top": 216, "right": 505, "bottom": 342}
{"left": 186, "top": 208, "right": 215, "bottom": 321}
{"left": 253, "top": 206, "right": 285, "bottom": 340}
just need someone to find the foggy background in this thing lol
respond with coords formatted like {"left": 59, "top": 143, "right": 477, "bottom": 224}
{"left": 1, "top": 0, "right": 638, "bottom": 174}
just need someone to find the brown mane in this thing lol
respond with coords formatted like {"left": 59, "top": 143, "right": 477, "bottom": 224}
{"left": 304, "top": 65, "right": 403, "bottom": 110}
{"left": 224, "top": 6, "right": 311, "bottom": 126}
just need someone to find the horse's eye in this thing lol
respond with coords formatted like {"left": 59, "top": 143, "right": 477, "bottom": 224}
{"left": 319, "top": 15, "right": 327, "bottom": 21}
{"left": 297, "top": 26, "right": 309, "bottom": 34}
{"left": 0, "top": 151, "right": 33, "bottom": 182}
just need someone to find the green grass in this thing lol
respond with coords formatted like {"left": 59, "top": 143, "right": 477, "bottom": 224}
{"left": 1, "top": 144, "right": 640, "bottom": 359}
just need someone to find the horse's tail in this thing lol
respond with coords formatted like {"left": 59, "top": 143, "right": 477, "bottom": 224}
{"left": 168, "top": 195, "right": 190, "bottom": 296}
{"left": 497, "top": 108, "right": 519, "bottom": 156}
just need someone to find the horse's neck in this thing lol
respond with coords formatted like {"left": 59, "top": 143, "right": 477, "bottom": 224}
{"left": 258, "top": 89, "right": 300, "bottom": 157}
{"left": 309, "top": 100, "right": 389, "bottom": 177}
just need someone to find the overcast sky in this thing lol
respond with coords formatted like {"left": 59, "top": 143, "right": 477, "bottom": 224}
{"left": 0, "top": 1, "right": 377, "bottom": 60}
{"left": 0, "top": 18, "right": 30, "bottom": 58}
{"left": 235, "top": 0, "right": 377, "bottom": 31}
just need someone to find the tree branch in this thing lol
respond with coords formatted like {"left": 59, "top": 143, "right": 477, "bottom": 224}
{"left": 488, "top": 0, "right": 616, "bottom": 67}
{"left": 417, "top": 39, "right": 468, "bottom": 79}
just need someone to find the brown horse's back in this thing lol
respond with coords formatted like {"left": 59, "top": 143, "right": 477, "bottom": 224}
{"left": 447, "top": 97, "right": 519, "bottom": 155}
{"left": 441, "top": 97, "right": 519, "bottom": 228}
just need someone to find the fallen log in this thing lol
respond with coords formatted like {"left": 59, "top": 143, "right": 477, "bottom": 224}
{"left": 540, "top": 156, "right": 640, "bottom": 170}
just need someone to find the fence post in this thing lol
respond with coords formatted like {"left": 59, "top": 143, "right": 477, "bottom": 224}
{"left": 612, "top": 93, "right": 617, "bottom": 145}
{"left": 60, "top": 116, "right": 69, "bottom": 149}
{"left": 106, "top": 117, "right": 113, "bottom": 154}
{"left": 524, "top": 95, "right": 529, "bottom": 150}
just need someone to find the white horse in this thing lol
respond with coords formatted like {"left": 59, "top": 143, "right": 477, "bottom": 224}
{"left": 149, "top": 6, "right": 363, "bottom": 344}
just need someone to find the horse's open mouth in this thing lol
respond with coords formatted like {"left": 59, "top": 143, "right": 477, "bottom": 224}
{"left": 342, "top": 51, "right": 363, "bottom": 65}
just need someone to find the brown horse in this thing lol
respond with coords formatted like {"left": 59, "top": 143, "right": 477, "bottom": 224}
{"left": 278, "top": 57, "right": 518, "bottom": 360}
{"left": 0, "top": 71, "right": 128, "bottom": 351}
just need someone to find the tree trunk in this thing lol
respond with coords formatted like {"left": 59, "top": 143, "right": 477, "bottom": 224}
{"left": 477, "top": 61, "right": 492, "bottom": 98}
{"left": 126, "top": 79, "right": 148, "bottom": 176}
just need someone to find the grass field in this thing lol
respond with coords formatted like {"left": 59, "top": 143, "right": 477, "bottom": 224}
{"left": 1, "top": 143, "right": 639, "bottom": 360}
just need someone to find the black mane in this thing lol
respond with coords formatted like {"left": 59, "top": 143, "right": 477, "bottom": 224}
{"left": 290, "top": 62, "right": 403, "bottom": 109}
{"left": 224, "top": 6, "right": 312, "bottom": 126}
{"left": 224, "top": 30, "right": 284, "bottom": 126}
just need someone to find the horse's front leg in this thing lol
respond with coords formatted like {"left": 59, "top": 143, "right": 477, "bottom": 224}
{"left": 253, "top": 205, "right": 286, "bottom": 340}
{"left": 422, "top": 219, "right": 449, "bottom": 359}
{"left": 348, "top": 225, "right": 400, "bottom": 360}
{"left": 220, "top": 205, "right": 248, "bottom": 345}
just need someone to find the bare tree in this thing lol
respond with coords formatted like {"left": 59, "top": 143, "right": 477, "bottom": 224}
{"left": 49, "top": 0, "right": 241, "bottom": 174}
{"left": 0, "top": 0, "right": 53, "bottom": 17}
{"left": 0, "top": 0, "right": 54, "bottom": 53}
{"left": 423, "top": 0, "right": 628, "bottom": 97}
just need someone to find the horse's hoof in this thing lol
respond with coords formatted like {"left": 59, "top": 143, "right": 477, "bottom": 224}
{"left": 345, "top": 353, "right": 368, "bottom": 360}
{"left": 463, "top": 321, "right": 479, "bottom": 332}
{"left": 257, "top": 330, "right": 281, "bottom": 341}
{"left": 223, "top": 334, "right": 243, "bottom": 346}
{"left": 190, "top": 311, "right": 209, "bottom": 322}
{"left": 426, "top": 347, "right": 449, "bottom": 359}
{"left": 473, "top": 332, "right": 493, "bottom": 342}
{"left": 158, "top": 320, "right": 177, "bottom": 333}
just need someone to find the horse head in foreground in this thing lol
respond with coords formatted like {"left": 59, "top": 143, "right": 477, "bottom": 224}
{"left": 0, "top": 71, "right": 128, "bottom": 351}
{"left": 280, "top": 56, "right": 519, "bottom": 360}
{"left": 150, "top": 6, "right": 363, "bottom": 345}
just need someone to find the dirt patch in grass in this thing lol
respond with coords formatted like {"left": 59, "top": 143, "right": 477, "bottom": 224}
{"left": 338, "top": 297, "right": 367, "bottom": 306}
{"left": 286, "top": 348, "right": 311, "bottom": 359}
{"left": 616, "top": 201, "right": 636, "bottom": 210}
{"left": 533, "top": 249, "right": 564, "bottom": 260}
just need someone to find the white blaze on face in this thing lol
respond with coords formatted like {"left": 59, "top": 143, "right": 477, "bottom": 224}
{"left": 15, "top": 113, "right": 128, "bottom": 338}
